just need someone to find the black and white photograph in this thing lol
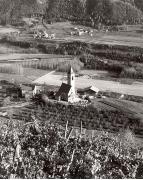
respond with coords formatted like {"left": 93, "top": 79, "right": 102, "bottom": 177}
{"left": 0, "top": 0, "right": 143, "bottom": 179}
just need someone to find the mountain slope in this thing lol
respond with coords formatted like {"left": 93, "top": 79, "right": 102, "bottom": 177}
{"left": 0, "top": 0, "right": 142, "bottom": 26}
{"left": 46, "top": 0, "right": 143, "bottom": 25}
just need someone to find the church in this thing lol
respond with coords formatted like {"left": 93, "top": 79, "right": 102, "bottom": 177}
{"left": 55, "top": 66, "right": 76, "bottom": 102}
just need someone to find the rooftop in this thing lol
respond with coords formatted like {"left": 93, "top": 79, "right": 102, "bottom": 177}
{"left": 56, "top": 83, "right": 71, "bottom": 97}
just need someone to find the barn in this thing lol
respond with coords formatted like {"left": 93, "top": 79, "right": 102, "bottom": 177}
{"left": 78, "top": 86, "right": 99, "bottom": 97}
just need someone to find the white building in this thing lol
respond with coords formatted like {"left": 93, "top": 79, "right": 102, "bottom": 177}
{"left": 55, "top": 66, "right": 76, "bottom": 102}
{"left": 33, "top": 85, "right": 45, "bottom": 96}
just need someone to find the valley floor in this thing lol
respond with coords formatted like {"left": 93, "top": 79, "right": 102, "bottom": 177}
{"left": 33, "top": 71, "right": 143, "bottom": 97}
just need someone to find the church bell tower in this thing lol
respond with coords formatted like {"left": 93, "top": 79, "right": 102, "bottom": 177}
{"left": 67, "top": 66, "right": 75, "bottom": 95}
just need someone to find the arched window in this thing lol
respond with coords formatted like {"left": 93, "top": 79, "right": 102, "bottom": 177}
{"left": 72, "top": 76, "right": 74, "bottom": 80}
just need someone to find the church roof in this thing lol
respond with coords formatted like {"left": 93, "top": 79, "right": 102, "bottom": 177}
{"left": 56, "top": 83, "right": 71, "bottom": 97}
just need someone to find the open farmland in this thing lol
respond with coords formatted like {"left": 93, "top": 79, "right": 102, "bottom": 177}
{"left": 33, "top": 71, "right": 143, "bottom": 97}
{"left": 3, "top": 21, "right": 143, "bottom": 49}
{"left": 24, "top": 22, "right": 143, "bottom": 48}
{"left": 2, "top": 97, "right": 142, "bottom": 138}
{"left": 0, "top": 25, "right": 18, "bottom": 35}
{"left": 0, "top": 54, "right": 72, "bottom": 62}
{"left": 0, "top": 67, "right": 51, "bottom": 83}
{"left": 98, "top": 98, "right": 143, "bottom": 120}
{"left": 0, "top": 73, "right": 32, "bottom": 84}
{"left": 1, "top": 23, "right": 143, "bottom": 96}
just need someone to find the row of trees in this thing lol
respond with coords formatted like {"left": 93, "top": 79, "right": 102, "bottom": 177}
{"left": 56, "top": 41, "right": 143, "bottom": 80}
{"left": 0, "top": 64, "right": 23, "bottom": 75}
{"left": 22, "top": 57, "right": 84, "bottom": 73}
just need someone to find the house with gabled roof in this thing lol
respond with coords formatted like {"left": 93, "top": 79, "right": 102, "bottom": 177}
{"left": 78, "top": 86, "right": 99, "bottom": 96}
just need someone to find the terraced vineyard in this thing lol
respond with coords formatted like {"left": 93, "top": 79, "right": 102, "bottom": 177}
{"left": 7, "top": 99, "right": 143, "bottom": 138}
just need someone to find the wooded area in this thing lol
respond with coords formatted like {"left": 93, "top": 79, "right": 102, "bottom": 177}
{"left": 0, "top": 0, "right": 143, "bottom": 25}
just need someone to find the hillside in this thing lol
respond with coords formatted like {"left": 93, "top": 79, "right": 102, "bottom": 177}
{"left": 0, "top": 0, "right": 143, "bottom": 26}
{"left": 46, "top": 0, "right": 143, "bottom": 25}
{"left": 0, "top": 0, "right": 43, "bottom": 24}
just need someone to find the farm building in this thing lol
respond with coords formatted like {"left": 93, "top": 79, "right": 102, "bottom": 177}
{"left": 20, "top": 85, "right": 34, "bottom": 97}
{"left": 78, "top": 86, "right": 99, "bottom": 97}
{"left": 33, "top": 85, "right": 45, "bottom": 96}
{"left": 5, "top": 85, "right": 22, "bottom": 99}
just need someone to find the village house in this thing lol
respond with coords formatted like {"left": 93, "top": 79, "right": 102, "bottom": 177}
{"left": 20, "top": 84, "right": 34, "bottom": 97}
{"left": 7, "top": 86, "right": 22, "bottom": 99}
{"left": 78, "top": 86, "right": 99, "bottom": 99}
{"left": 0, "top": 81, "right": 22, "bottom": 102}
{"left": 33, "top": 85, "right": 45, "bottom": 96}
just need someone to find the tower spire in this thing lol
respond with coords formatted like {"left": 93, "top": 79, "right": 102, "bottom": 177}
{"left": 68, "top": 65, "right": 74, "bottom": 75}
{"left": 67, "top": 66, "right": 75, "bottom": 95}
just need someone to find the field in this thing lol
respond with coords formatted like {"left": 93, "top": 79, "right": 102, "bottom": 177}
{"left": 0, "top": 54, "right": 69, "bottom": 61}
{"left": 98, "top": 98, "right": 143, "bottom": 120}
{"left": 33, "top": 71, "right": 143, "bottom": 97}
{"left": 0, "top": 54, "right": 74, "bottom": 82}
{"left": 17, "top": 21, "right": 143, "bottom": 48}
{"left": 1, "top": 21, "right": 143, "bottom": 49}
{"left": 0, "top": 67, "right": 50, "bottom": 83}
{"left": 0, "top": 21, "right": 143, "bottom": 96}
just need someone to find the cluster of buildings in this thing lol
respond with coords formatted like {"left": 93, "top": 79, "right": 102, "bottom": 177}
{"left": 0, "top": 67, "right": 100, "bottom": 105}
{"left": 71, "top": 27, "right": 93, "bottom": 37}
{"left": 0, "top": 80, "right": 33, "bottom": 104}
{"left": 55, "top": 66, "right": 99, "bottom": 102}
{"left": 33, "top": 66, "right": 99, "bottom": 103}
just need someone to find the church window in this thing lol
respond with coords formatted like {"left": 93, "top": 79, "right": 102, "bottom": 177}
{"left": 72, "top": 76, "right": 73, "bottom": 80}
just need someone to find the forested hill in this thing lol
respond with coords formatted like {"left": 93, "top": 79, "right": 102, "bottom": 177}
{"left": 0, "top": 0, "right": 143, "bottom": 26}
{"left": 0, "top": 0, "right": 44, "bottom": 24}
